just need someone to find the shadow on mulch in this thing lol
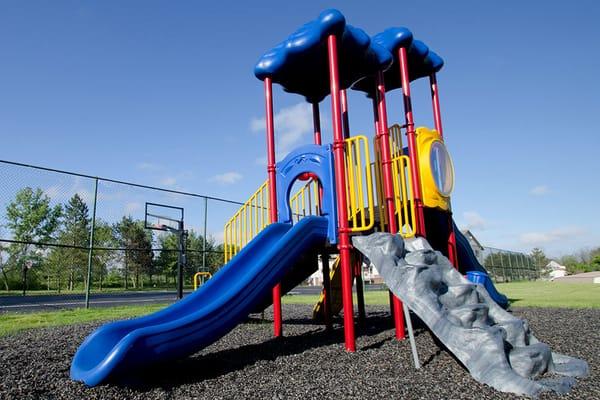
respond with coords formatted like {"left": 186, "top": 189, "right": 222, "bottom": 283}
{"left": 114, "top": 311, "right": 421, "bottom": 391}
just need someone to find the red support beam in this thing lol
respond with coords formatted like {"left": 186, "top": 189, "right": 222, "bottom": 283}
{"left": 429, "top": 73, "right": 459, "bottom": 268}
{"left": 398, "top": 47, "right": 427, "bottom": 237}
{"left": 264, "top": 77, "right": 282, "bottom": 337}
{"left": 429, "top": 73, "right": 444, "bottom": 139}
{"left": 375, "top": 72, "right": 406, "bottom": 340}
{"left": 327, "top": 34, "right": 355, "bottom": 352}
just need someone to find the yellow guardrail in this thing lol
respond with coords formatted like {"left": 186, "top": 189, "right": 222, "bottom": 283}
{"left": 223, "top": 180, "right": 269, "bottom": 263}
{"left": 193, "top": 271, "right": 212, "bottom": 290}
{"left": 372, "top": 125, "right": 416, "bottom": 238}
{"left": 344, "top": 135, "right": 375, "bottom": 232}
{"left": 289, "top": 179, "right": 320, "bottom": 223}
{"left": 391, "top": 155, "right": 417, "bottom": 238}
{"left": 388, "top": 124, "right": 404, "bottom": 159}
{"left": 223, "top": 135, "right": 378, "bottom": 262}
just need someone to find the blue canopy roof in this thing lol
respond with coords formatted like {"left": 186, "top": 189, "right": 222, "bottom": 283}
{"left": 254, "top": 9, "right": 392, "bottom": 103}
{"left": 352, "top": 27, "right": 444, "bottom": 97}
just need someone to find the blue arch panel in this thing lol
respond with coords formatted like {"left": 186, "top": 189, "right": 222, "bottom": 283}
{"left": 276, "top": 144, "right": 337, "bottom": 244}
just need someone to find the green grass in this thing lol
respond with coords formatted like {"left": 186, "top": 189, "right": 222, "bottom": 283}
{"left": 497, "top": 281, "right": 600, "bottom": 308}
{"left": 2, "top": 282, "right": 597, "bottom": 339}
{"left": 283, "top": 281, "right": 600, "bottom": 309}
{"left": 0, "top": 303, "right": 168, "bottom": 338}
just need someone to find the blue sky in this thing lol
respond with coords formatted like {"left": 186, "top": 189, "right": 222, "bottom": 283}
{"left": 1, "top": 1, "right": 599, "bottom": 257}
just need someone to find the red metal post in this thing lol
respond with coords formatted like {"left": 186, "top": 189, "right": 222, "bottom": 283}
{"left": 430, "top": 73, "right": 444, "bottom": 139}
{"left": 327, "top": 34, "right": 355, "bottom": 352}
{"left": 375, "top": 71, "right": 406, "bottom": 340}
{"left": 372, "top": 97, "right": 397, "bottom": 323}
{"left": 429, "top": 73, "right": 459, "bottom": 268}
{"left": 398, "top": 47, "right": 426, "bottom": 237}
{"left": 264, "top": 77, "right": 282, "bottom": 337}
{"left": 312, "top": 101, "right": 332, "bottom": 330}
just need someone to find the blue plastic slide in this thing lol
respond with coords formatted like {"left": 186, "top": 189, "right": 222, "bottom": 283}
{"left": 71, "top": 216, "right": 329, "bottom": 387}
{"left": 453, "top": 222, "right": 509, "bottom": 308}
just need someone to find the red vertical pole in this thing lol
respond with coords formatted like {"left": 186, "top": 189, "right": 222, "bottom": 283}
{"left": 430, "top": 73, "right": 459, "bottom": 268}
{"left": 430, "top": 74, "right": 444, "bottom": 139}
{"left": 398, "top": 47, "right": 426, "bottom": 237}
{"left": 327, "top": 34, "right": 355, "bottom": 352}
{"left": 313, "top": 101, "right": 332, "bottom": 331}
{"left": 372, "top": 97, "right": 396, "bottom": 324}
{"left": 375, "top": 72, "right": 398, "bottom": 235}
{"left": 264, "top": 77, "right": 282, "bottom": 337}
{"left": 376, "top": 71, "right": 405, "bottom": 340}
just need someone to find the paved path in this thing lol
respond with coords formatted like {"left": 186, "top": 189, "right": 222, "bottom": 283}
{"left": 0, "top": 284, "right": 388, "bottom": 313}
{"left": 0, "top": 291, "right": 181, "bottom": 313}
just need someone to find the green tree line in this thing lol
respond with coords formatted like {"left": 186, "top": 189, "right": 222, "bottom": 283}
{"left": 0, "top": 187, "right": 223, "bottom": 293}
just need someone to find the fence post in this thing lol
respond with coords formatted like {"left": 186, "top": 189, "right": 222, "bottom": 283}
{"left": 85, "top": 178, "right": 99, "bottom": 309}
{"left": 202, "top": 197, "right": 208, "bottom": 272}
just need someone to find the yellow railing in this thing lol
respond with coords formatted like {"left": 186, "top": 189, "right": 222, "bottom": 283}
{"left": 388, "top": 124, "right": 404, "bottom": 159}
{"left": 391, "top": 155, "right": 416, "bottom": 238}
{"left": 289, "top": 179, "right": 320, "bottom": 223}
{"left": 193, "top": 271, "right": 212, "bottom": 290}
{"left": 372, "top": 125, "right": 416, "bottom": 238}
{"left": 223, "top": 135, "right": 380, "bottom": 262}
{"left": 223, "top": 180, "right": 269, "bottom": 263}
{"left": 344, "top": 135, "right": 375, "bottom": 232}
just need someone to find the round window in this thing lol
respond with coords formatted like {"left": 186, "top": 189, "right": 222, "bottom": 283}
{"left": 429, "top": 141, "right": 454, "bottom": 196}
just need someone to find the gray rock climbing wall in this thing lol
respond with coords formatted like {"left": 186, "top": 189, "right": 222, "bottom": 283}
{"left": 352, "top": 233, "right": 588, "bottom": 397}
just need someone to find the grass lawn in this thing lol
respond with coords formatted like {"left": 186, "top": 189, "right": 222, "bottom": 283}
{"left": 0, "top": 303, "right": 168, "bottom": 338}
{"left": 1, "top": 281, "right": 597, "bottom": 338}
{"left": 283, "top": 281, "right": 600, "bottom": 309}
{"left": 497, "top": 281, "right": 600, "bottom": 308}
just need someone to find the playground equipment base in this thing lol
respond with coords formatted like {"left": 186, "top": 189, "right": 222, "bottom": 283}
{"left": 353, "top": 233, "right": 588, "bottom": 397}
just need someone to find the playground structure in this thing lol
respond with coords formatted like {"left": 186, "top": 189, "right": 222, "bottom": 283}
{"left": 70, "top": 9, "right": 587, "bottom": 395}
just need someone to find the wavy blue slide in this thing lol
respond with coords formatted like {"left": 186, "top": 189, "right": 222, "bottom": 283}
{"left": 453, "top": 222, "right": 509, "bottom": 308}
{"left": 71, "top": 216, "right": 329, "bottom": 387}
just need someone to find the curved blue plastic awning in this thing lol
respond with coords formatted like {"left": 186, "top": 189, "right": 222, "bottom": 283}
{"left": 254, "top": 9, "right": 392, "bottom": 103}
{"left": 352, "top": 27, "right": 445, "bottom": 97}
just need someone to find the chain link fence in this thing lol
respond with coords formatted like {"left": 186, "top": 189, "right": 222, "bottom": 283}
{"left": 480, "top": 247, "right": 540, "bottom": 283}
{"left": 0, "top": 160, "right": 243, "bottom": 311}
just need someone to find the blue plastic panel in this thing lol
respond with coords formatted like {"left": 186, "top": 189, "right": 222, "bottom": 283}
{"left": 352, "top": 28, "right": 445, "bottom": 97}
{"left": 276, "top": 144, "right": 337, "bottom": 244}
{"left": 254, "top": 9, "right": 392, "bottom": 103}
{"left": 71, "top": 216, "right": 329, "bottom": 386}
{"left": 454, "top": 222, "right": 509, "bottom": 309}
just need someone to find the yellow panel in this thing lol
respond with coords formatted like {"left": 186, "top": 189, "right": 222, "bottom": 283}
{"left": 416, "top": 127, "right": 452, "bottom": 211}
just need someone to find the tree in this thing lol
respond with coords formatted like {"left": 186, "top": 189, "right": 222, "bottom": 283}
{"left": 530, "top": 248, "right": 549, "bottom": 269}
{"left": 155, "top": 233, "right": 179, "bottom": 284}
{"left": 5, "top": 187, "right": 61, "bottom": 293}
{"left": 61, "top": 194, "right": 91, "bottom": 290}
{"left": 92, "top": 221, "right": 117, "bottom": 291}
{"left": 0, "top": 241, "right": 8, "bottom": 291}
{"left": 113, "top": 217, "right": 153, "bottom": 289}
